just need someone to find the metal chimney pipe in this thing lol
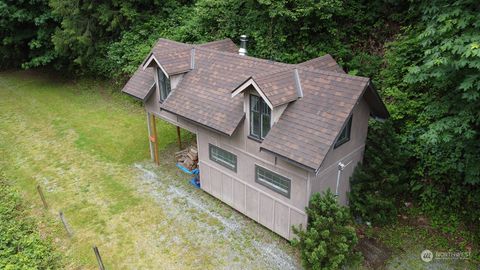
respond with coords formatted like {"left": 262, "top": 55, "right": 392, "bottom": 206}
{"left": 239, "top": 35, "right": 247, "bottom": 56}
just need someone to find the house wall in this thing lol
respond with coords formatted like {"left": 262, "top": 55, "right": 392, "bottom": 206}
{"left": 145, "top": 70, "right": 184, "bottom": 115}
{"left": 144, "top": 74, "right": 371, "bottom": 240}
{"left": 145, "top": 89, "right": 309, "bottom": 240}
{"left": 308, "top": 97, "right": 371, "bottom": 205}
{"left": 198, "top": 122, "right": 309, "bottom": 240}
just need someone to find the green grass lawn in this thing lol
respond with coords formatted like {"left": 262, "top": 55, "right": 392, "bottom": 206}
{"left": 0, "top": 70, "right": 300, "bottom": 269}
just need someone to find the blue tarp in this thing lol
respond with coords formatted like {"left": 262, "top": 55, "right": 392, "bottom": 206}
{"left": 176, "top": 163, "right": 199, "bottom": 175}
{"left": 190, "top": 178, "right": 201, "bottom": 188}
{"left": 176, "top": 163, "right": 200, "bottom": 188}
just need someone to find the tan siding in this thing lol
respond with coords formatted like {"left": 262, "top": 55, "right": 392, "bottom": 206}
{"left": 221, "top": 173, "right": 234, "bottom": 205}
{"left": 309, "top": 97, "right": 370, "bottom": 205}
{"left": 259, "top": 194, "right": 275, "bottom": 228}
{"left": 245, "top": 186, "right": 259, "bottom": 219}
{"left": 145, "top": 72, "right": 184, "bottom": 115}
{"left": 145, "top": 95, "right": 369, "bottom": 239}
{"left": 145, "top": 82, "right": 160, "bottom": 115}
{"left": 233, "top": 180, "right": 246, "bottom": 212}
{"left": 274, "top": 202, "right": 289, "bottom": 237}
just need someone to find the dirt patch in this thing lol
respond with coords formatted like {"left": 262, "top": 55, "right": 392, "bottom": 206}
{"left": 357, "top": 238, "right": 392, "bottom": 269}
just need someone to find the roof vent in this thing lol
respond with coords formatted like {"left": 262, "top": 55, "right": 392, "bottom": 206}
{"left": 239, "top": 35, "right": 248, "bottom": 56}
{"left": 294, "top": 68, "right": 303, "bottom": 98}
{"left": 190, "top": 47, "right": 195, "bottom": 69}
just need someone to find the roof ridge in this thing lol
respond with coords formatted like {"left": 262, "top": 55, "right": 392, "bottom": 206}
{"left": 153, "top": 38, "right": 286, "bottom": 68}
{"left": 195, "top": 46, "right": 289, "bottom": 67}
{"left": 198, "top": 38, "right": 236, "bottom": 46}
{"left": 152, "top": 38, "right": 369, "bottom": 82}
{"left": 296, "top": 65, "right": 369, "bottom": 82}
{"left": 156, "top": 38, "right": 192, "bottom": 47}
{"left": 298, "top": 54, "right": 333, "bottom": 64}
{"left": 153, "top": 46, "right": 192, "bottom": 55}
{"left": 251, "top": 66, "right": 294, "bottom": 80}
{"left": 195, "top": 46, "right": 368, "bottom": 81}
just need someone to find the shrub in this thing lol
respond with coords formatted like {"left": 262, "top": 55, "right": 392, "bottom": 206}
{"left": 292, "top": 190, "right": 359, "bottom": 270}
{"left": 348, "top": 121, "right": 409, "bottom": 225}
{"left": 0, "top": 175, "right": 62, "bottom": 269}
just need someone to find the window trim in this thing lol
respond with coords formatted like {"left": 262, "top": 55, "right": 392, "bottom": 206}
{"left": 255, "top": 165, "right": 291, "bottom": 198}
{"left": 249, "top": 94, "right": 271, "bottom": 140}
{"left": 157, "top": 67, "right": 171, "bottom": 103}
{"left": 209, "top": 144, "right": 237, "bottom": 172}
{"left": 334, "top": 115, "right": 353, "bottom": 148}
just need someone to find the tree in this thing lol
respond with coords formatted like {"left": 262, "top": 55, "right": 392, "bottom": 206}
{"left": 49, "top": 0, "right": 183, "bottom": 74}
{"left": 0, "top": 0, "right": 57, "bottom": 69}
{"left": 293, "top": 190, "right": 359, "bottom": 270}
{"left": 349, "top": 121, "right": 409, "bottom": 225}
{"left": 376, "top": 0, "right": 480, "bottom": 227}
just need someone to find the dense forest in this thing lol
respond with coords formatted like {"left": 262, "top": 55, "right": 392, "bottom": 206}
{"left": 1, "top": 0, "right": 478, "bottom": 245}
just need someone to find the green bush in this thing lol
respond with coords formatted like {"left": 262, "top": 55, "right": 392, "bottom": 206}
{"left": 348, "top": 121, "right": 409, "bottom": 225}
{"left": 293, "top": 190, "right": 359, "bottom": 270}
{"left": 0, "top": 176, "right": 62, "bottom": 269}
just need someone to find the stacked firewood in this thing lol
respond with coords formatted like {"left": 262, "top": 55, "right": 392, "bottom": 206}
{"left": 175, "top": 145, "right": 198, "bottom": 171}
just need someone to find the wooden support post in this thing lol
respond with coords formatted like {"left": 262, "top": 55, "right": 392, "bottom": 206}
{"left": 59, "top": 211, "right": 73, "bottom": 237}
{"left": 146, "top": 112, "right": 154, "bottom": 161}
{"left": 150, "top": 114, "right": 160, "bottom": 166}
{"left": 176, "top": 126, "right": 182, "bottom": 150}
{"left": 36, "top": 185, "right": 48, "bottom": 209}
{"left": 93, "top": 246, "right": 105, "bottom": 270}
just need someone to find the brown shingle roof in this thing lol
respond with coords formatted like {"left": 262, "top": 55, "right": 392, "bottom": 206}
{"left": 121, "top": 66, "right": 155, "bottom": 101}
{"left": 299, "top": 54, "right": 345, "bottom": 73}
{"left": 260, "top": 68, "right": 370, "bottom": 170}
{"left": 160, "top": 48, "right": 287, "bottom": 135}
{"left": 150, "top": 47, "right": 192, "bottom": 75}
{"left": 199, "top": 39, "right": 238, "bottom": 53}
{"left": 122, "top": 38, "right": 388, "bottom": 170}
{"left": 251, "top": 68, "right": 299, "bottom": 107}
{"left": 122, "top": 38, "right": 238, "bottom": 100}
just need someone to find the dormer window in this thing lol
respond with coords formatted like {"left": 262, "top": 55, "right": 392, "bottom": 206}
{"left": 250, "top": 94, "right": 271, "bottom": 140}
{"left": 157, "top": 68, "right": 171, "bottom": 102}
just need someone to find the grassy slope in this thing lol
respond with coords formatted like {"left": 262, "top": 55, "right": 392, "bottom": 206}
{"left": 0, "top": 70, "right": 190, "bottom": 268}
{"left": 0, "top": 70, "right": 300, "bottom": 269}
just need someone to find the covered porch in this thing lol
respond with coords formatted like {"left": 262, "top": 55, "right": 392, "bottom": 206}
{"left": 145, "top": 111, "right": 200, "bottom": 182}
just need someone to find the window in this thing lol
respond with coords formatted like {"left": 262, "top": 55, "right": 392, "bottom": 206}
{"left": 157, "top": 68, "right": 171, "bottom": 102}
{"left": 250, "top": 94, "right": 271, "bottom": 140}
{"left": 209, "top": 144, "right": 237, "bottom": 172}
{"left": 255, "top": 165, "right": 291, "bottom": 198}
{"left": 334, "top": 115, "right": 352, "bottom": 148}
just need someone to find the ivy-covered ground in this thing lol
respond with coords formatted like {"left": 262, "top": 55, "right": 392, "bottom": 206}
{"left": 0, "top": 70, "right": 477, "bottom": 269}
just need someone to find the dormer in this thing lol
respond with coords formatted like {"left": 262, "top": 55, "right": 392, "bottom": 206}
{"left": 143, "top": 47, "right": 194, "bottom": 103}
{"left": 232, "top": 68, "right": 302, "bottom": 141}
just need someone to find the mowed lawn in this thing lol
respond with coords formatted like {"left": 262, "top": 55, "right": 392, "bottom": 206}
{"left": 0, "top": 70, "right": 301, "bottom": 269}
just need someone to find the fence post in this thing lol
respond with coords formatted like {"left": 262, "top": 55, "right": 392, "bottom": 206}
{"left": 36, "top": 185, "right": 48, "bottom": 209}
{"left": 59, "top": 211, "right": 73, "bottom": 237}
{"left": 93, "top": 245, "right": 105, "bottom": 270}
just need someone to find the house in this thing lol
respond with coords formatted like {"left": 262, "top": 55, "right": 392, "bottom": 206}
{"left": 121, "top": 36, "right": 389, "bottom": 240}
